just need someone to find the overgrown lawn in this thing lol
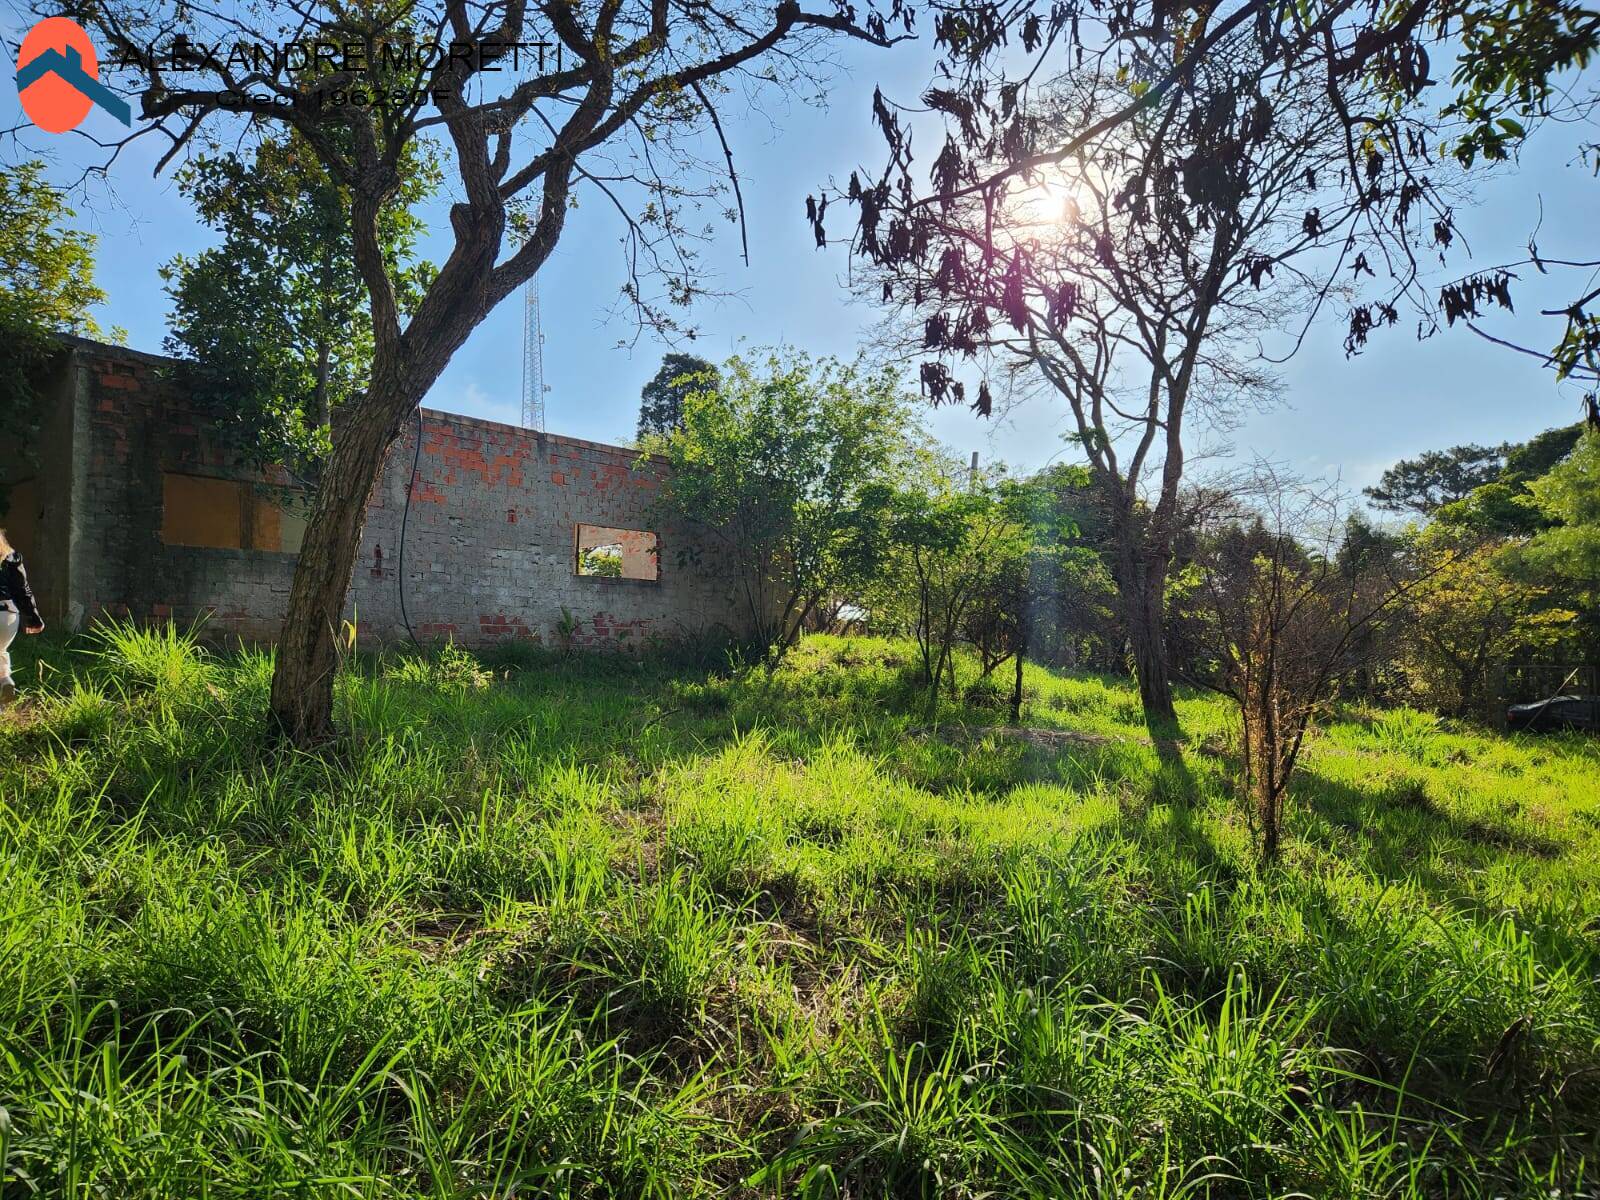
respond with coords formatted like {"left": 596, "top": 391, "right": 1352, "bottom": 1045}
{"left": 2, "top": 626, "right": 1597, "bottom": 1197}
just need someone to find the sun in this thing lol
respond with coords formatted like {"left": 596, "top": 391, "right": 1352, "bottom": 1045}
{"left": 1010, "top": 175, "right": 1083, "bottom": 227}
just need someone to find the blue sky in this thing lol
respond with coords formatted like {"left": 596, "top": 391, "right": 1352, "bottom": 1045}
{"left": 5, "top": 15, "right": 1594, "bottom": 496}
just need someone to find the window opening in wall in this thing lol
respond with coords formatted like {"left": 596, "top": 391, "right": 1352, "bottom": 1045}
{"left": 574, "top": 523, "right": 659, "bottom": 580}
{"left": 162, "top": 474, "right": 244, "bottom": 549}
{"left": 161, "top": 473, "right": 308, "bottom": 553}
{"left": 252, "top": 487, "right": 309, "bottom": 554}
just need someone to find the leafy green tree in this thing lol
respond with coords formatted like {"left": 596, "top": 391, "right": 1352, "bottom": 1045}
{"left": 1432, "top": 424, "right": 1585, "bottom": 536}
{"left": 1015, "top": 464, "right": 1123, "bottom": 671}
{"left": 882, "top": 481, "right": 1029, "bottom": 704}
{"left": 1433, "top": 482, "right": 1543, "bottom": 538}
{"left": 0, "top": 163, "right": 108, "bottom": 335}
{"left": 1409, "top": 429, "right": 1599, "bottom": 674}
{"left": 637, "top": 354, "right": 717, "bottom": 442}
{"left": 651, "top": 351, "right": 913, "bottom": 663}
{"left": 1398, "top": 536, "right": 1574, "bottom": 717}
{"left": 0, "top": 162, "right": 112, "bottom": 507}
{"left": 162, "top": 135, "right": 437, "bottom": 477}
{"left": 1504, "top": 425, "right": 1586, "bottom": 482}
{"left": 1513, "top": 432, "right": 1600, "bottom": 588}
{"left": 955, "top": 473, "right": 1094, "bottom": 718}
{"left": 1364, "top": 443, "right": 1511, "bottom": 516}
{"left": 579, "top": 547, "right": 625, "bottom": 577}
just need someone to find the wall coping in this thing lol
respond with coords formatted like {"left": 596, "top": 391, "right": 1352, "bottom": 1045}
{"left": 417, "top": 406, "right": 668, "bottom": 466}
{"left": 58, "top": 333, "right": 669, "bottom": 467}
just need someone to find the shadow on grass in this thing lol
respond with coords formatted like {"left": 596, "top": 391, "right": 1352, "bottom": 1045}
{"left": 1296, "top": 767, "right": 1592, "bottom": 974}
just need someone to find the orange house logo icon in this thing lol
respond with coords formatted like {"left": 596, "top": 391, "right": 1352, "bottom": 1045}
{"left": 15, "top": 16, "right": 131, "bottom": 132}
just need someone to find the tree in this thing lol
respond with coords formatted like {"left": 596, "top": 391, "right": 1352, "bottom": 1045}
{"left": 1363, "top": 443, "right": 1511, "bottom": 516}
{"left": 74, "top": 0, "right": 904, "bottom": 742}
{"left": 1397, "top": 537, "right": 1572, "bottom": 716}
{"left": 1192, "top": 480, "right": 1428, "bottom": 862}
{"left": 1431, "top": 424, "right": 1584, "bottom": 536}
{"left": 962, "top": 475, "right": 1083, "bottom": 720}
{"left": 1014, "top": 464, "right": 1123, "bottom": 671}
{"left": 1504, "top": 425, "right": 1587, "bottom": 482}
{"left": 0, "top": 161, "right": 111, "bottom": 503}
{"left": 1495, "top": 430, "right": 1600, "bottom": 661}
{"left": 637, "top": 353, "right": 717, "bottom": 441}
{"left": 1516, "top": 432, "right": 1600, "bottom": 588}
{"left": 651, "top": 350, "right": 912, "bottom": 662}
{"left": 579, "top": 545, "right": 625, "bottom": 577}
{"left": 817, "top": 0, "right": 1599, "bottom": 396}
{"left": 882, "top": 481, "right": 1028, "bottom": 704}
{"left": 863, "top": 35, "right": 1359, "bottom": 725}
{"left": 162, "top": 134, "right": 438, "bottom": 477}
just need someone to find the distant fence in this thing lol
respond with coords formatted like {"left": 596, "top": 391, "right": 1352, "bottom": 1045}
{"left": 1499, "top": 663, "right": 1599, "bottom": 705}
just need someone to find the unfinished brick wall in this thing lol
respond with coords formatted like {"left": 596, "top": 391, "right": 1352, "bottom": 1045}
{"left": 0, "top": 337, "right": 749, "bottom": 648}
{"left": 65, "top": 339, "right": 306, "bottom": 640}
{"left": 349, "top": 410, "right": 743, "bottom": 647}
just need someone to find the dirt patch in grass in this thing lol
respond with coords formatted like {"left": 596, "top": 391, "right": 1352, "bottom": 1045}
{"left": 402, "top": 911, "right": 487, "bottom": 960}
{"left": 912, "top": 723, "right": 1141, "bottom": 751}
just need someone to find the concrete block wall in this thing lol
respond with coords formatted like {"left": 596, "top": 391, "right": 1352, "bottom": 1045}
{"left": 4, "top": 337, "right": 749, "bottom": 649}
{"left": 349, "top": 410, "right": 745, "bottom": 648}
{"left": 72, "top": 339, "right": 305, "bottom": 641}
{"left": 0, "top": 345, "right": 78, "bottom": 627}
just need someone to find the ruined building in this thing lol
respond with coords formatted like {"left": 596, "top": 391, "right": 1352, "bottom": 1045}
{"left": 0, "top": 337, "right": 748, "bottom": 648}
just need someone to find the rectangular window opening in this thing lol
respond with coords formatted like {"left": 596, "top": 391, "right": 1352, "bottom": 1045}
{"left": 575, "top": 523, "right": 659, "bottom": 580}
{"left": 161, "top": 473, "right": 308, "bottom": 554}
{"left": 162, "top": 473, "right": 245, "bottom": 549}
{"left": 252, "top": 486, "right": 309, "bottom": 554}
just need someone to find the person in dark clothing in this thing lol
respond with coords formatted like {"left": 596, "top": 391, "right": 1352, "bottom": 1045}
{"left": 0, "top": 527, "right": 45, "bottom": 704}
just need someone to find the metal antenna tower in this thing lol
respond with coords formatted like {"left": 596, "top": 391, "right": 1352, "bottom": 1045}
{"left": 521, "top": 275, "right": 546, "bottom": 432}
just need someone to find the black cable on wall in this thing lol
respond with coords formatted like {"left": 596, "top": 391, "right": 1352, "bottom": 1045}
{"left": 396, "top": 406, "right": 423, "bottom": 648}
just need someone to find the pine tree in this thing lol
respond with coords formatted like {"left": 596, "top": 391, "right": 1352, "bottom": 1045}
{"left": 638, "top": 354, "right": 717, "bottom": 441}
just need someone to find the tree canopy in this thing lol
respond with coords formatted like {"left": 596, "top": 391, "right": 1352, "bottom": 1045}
{"left": 650, "top": 350, "right": 913, "bottom": 660}
{"left": 818, "top": 0, "right": 1599, "bottom": 401}
{"left": 637, "top": 353, "right": 717, "bottom": 442}
{"left": 0, "top": 162, "right": 112, "bottom": 501}
{"left": 1363, "top": 444, "right": 1512, "bottom": 516}
{"left": 1515, "top": 432, "right": 1600, "bottom": 588}
{"left": 162, "top": 134, "right": 438, "bottom": 477}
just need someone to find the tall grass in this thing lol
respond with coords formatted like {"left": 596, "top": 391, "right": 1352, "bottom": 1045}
{"left": 1, "top": 626, "right": 1596, "bottom": 1197}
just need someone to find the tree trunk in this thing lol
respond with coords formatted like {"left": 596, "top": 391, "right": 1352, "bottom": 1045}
{"left": 267, "top": 359, "right": 423, "bottom": 741}
{"left": 1245, "top": 685, "right": 1284, "bottom": 862}
{"left": 1255, "top": 771, "right": 1281, "bottom": 862}
{"left": 1122, "top": 552, "right": 1176, "bottom": 724}
{"left": 1103, "top": 483, "right": 1177, "bottom": 726}
{"left": 265, "top": 183, "right": 515, "bottom": 745}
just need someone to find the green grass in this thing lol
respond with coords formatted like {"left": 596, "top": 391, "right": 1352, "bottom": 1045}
{"left": 2, "top": 624, "right": 1597, "bottom": 1197}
